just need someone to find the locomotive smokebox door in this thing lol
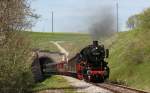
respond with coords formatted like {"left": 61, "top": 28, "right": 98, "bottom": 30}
{"left": 106, "top": 49, "right": 109, "bottom": 58}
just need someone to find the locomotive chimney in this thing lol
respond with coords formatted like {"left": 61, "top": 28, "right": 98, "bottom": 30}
{"left": 93, "top": 41, "right": 98, "bottom": 46}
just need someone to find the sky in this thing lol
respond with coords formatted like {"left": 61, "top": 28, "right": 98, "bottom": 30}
{"left": 31, "top": 0, "right": 150, "bottom": 32}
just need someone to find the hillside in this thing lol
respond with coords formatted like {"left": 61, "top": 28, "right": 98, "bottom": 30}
{"left": 28, "top": 32, "right": 92, "bottom": 58}
{"left": 106, "top": 30, "right": 150, "bottom": 91}
{"left": 29, "top": 31, "right": 150, "bottom": 91}
{"left": 28, "top": 31, "right": 110, "bottom": 58}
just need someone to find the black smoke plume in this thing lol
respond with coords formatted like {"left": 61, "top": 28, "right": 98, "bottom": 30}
{"left": 89, "top": 7, "right": 116, "bottom": 40}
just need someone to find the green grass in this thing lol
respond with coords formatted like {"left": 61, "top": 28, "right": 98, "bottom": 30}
{"left": 106, "top": 30, "right": 150, "bottom": 91}
{"left": 27, "top": 32, "right": 91, "bottom": 52}
{"left": 28, "top": 31, "right": 109, "bottom": 58}
{"left": 27, "top": 31, "right": 110, "bottom": 58}
{"left": 29, "top": 32, "right": 90, "bottom": 42}
{"left": 32, "top": 75, "right": 77, "bottom": 93}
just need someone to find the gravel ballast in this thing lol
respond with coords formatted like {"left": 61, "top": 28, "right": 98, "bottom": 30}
{"left": 63, "top": 76, "right": 112, "bottom": 93}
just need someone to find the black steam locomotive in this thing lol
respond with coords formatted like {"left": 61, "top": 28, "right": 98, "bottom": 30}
{"left": 76, "top": 41, "right": 109, "bottom": 82}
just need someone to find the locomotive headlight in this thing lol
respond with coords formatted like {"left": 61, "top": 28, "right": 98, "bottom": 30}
{"left": 87, "top": 70, "right": 91, "bottom": 75}
{"left": 95, "top": 47, "right": 98, "bottom": 49}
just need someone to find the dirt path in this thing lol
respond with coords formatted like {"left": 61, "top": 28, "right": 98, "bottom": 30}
{"left": 51, "top": 41, "right": 69, "bottom": 56}
{"left": 51, "top": 41, "right": 69, "bottom": 61}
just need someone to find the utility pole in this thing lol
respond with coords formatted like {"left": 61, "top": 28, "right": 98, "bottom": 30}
{"left": 52, "top": 11, "right": 54, "bottom": 33}
{"left": 116, "top": 0, "right": 119, "bottom": 32}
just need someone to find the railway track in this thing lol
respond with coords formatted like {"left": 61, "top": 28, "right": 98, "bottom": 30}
{"left": 45, "top": 71, "right": 149, "bottom": 93}
{"left": 92, "top": 82, "right": 149, "bottom": 93}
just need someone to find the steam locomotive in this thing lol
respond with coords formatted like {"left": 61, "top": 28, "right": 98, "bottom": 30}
{"left": 76, "top": 41, "right": 109, "bottom": 82}
{"left": 43, "top": 41, "right": 110, "bottom": 82}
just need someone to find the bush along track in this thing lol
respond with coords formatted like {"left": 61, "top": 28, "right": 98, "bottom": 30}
{"left": 107, "top": 29, "right": 150, "bottom": 91}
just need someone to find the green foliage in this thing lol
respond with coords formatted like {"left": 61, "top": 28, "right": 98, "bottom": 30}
{"left": 0, "top": 0, "right": 36, "bottom": 92}
{"left": 105, "top": 7, "right": 150, "bottom": 91}
{"left": 0, "top": 32, "right": 34, "bottom": 93}
{"left": 127, "top": 7, "right": 150, "bottom": 31}
{"left": 126, "top": 14, "right": 140, "bottom": 29}
{"left": 139, "top": 8, "right": 150, "bottom": 30}
{"left": 107, "top": 30, "right": 150, "bottom": 91}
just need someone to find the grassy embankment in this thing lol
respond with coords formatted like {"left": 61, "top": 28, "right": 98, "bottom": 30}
{"left": 32, "top": 75, "right": 77, "bottom": 93}
{"left": 106, "top": 30, "right": 150, "bottom": 91}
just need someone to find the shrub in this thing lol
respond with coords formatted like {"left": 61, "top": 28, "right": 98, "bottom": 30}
{"left": 0, "top": 32, "right": 34, "bottom": 93}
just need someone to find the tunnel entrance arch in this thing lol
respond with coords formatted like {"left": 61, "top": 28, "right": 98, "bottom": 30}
{"left": 39, "top": 56, "right": 54, "bottom": 75}
{"left": 31, "top": 50, "right": 65, "bottom": 82}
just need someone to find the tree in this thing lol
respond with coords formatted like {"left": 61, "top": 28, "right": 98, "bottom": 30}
{"left": 127, "top": 8, "right": 150, "bottom": 31}
{"left": 0, "top": 0, "right": 37, "bottom": 40}
{"left": 126, "top": 14, "right": 140, "bottom": 29}
{"left": 139, "top": 8, "right": 150, "bottom": 30}
{"left": 0, "top": 0, "right": 37, "bottom": 93}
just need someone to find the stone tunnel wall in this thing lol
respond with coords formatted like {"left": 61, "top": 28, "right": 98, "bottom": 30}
{"left": 31, "top": 50, "right": 65, "bottom": 82}
{"left": 31, "top": 52, "right": 43, "bottom": 82}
